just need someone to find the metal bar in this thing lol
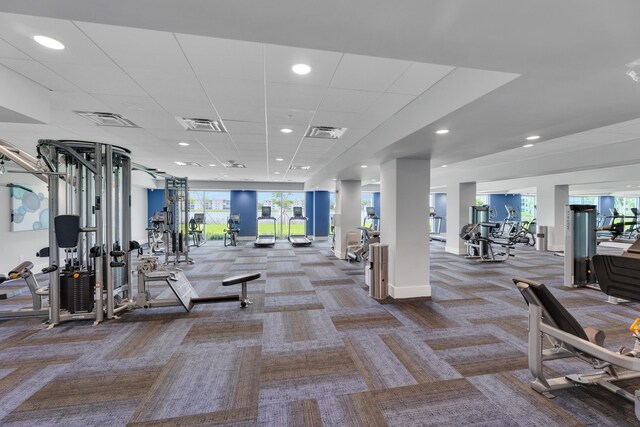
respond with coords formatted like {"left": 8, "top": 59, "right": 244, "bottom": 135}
{"left": 105, "top": 144, "right": 114, "bottom": 320}
{"left": 48, "top": 166, "right": 60, "bottom": 325}
{"left": 0, "top": 142, "right": 47, "bottom": 182}
{"left": 38, "top": 139, "right": 97, "bottom": 174}
{"left": 94, "top": 144, "right": 104, "bottom": 323}
{"left": 77, "top": 166, "right": 84, "bottom": 267}
{"left": 122, "top": 156, "right": 132, "bottom": 301}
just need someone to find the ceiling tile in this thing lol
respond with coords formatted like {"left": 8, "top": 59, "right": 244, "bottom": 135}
{"left": 202, "top": 77, "right": 264, "bottom": 108}
{"left": 387, "top": 62, "right": 454, "bottom": 95}
{"left": 43, "top": 61, "right": 146, "bottom": 96}
{"left": 0, "top": 58, "right": 78, "bottom": 91}
{"left": 76, "top": 22, "right": 192, "bottom": 74}
{"left": 176, "top": 33, "right": 263, "bottom": 81}
{"left": 265, "top": 44, "right": 342, "bottom": 87}
{"left": 266, "top": 82, "right": 325, "bottom": 110}
{"left": 224, "top": 120, "right": 265, "bottom": 135}
{"left": 0, "top": 13, "right": 112, "bottom": 65}
{"left": 218, "top": 104, "right": 264, "bottom": 123}
{"left": 365, "top": 92, "right": 415, "bottom": 118}
{"left": 0, "top": 37, "right": 29, "bottom": 60}
{"left": 318, "top": 88, "right": 380, "bottom": 114}
{"left": 267, "top": 107, "right": 315, "bottom": 126}
{"left": 330, "top": 53, "right": 411, "bottom": 92}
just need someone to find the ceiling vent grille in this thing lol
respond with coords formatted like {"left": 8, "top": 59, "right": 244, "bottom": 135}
{"left": 176, "top": 117, "right": 227, "bottom": 133}
{"left": 304, "top": 126, "right": 347, "bottom": 139}
{"left": 75, "top": 111, "right": 139, "bottom": 128}
{"left": 223, "top": 160, "right": 246, "bottom": 169}
{"left": 289, "top": 165, "right": 311, "bottom": 170}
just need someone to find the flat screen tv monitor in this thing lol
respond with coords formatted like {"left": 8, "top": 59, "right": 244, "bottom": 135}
{"left": 262, "top": 206, "right": 271, "bottom": 217}
{"left": 366, "top": 207, "right": 375, "bottom": 217}
{"left": 293, "top": 206, "right": 303, "bottom": 217}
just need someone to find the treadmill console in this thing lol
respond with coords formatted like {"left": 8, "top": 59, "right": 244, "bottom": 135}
{"left": 193, "top": 213, "right": 205, "bottom": 224}
{"left": 366, "top": 206, "right": 375, "bottom": 218}
{"left": 261, "top": 206, "right": 272, "bottom": 218}
{"left": 230, "top": 214, "right": 240, "bottom": 224}
{"left": 293, "top": 206, "right": 303, "bottom": 218}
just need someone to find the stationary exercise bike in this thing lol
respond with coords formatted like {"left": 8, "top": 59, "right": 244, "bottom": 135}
{"left": 224, "top": 214, "right": 240, "bottom": 247}
{"left": 146, "top": 211, "right": 165, "bottom": 254}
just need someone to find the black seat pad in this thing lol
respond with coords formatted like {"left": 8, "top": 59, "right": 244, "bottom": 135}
{"left": 0, "top": 274, "right": 6, "bottom": 284}
{"left": 222, "top": 272, "right": 261, "bottom": 286}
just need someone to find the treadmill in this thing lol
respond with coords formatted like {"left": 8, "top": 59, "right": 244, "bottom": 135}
{"left": 255, "top": 206, "right": 276, "bottom": 247}
{"left": 288, "top": 206, "right": 312, "bottom": 246}
{"left": 363, "top": 206, "right": 380, "bottom": 230}
{"left": 429, "top": 207, "right": 446, "bottom": 242}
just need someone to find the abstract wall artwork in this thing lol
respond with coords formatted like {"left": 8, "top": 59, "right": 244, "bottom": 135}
{"left": 10, "top": 183, "right": 48, "bottom": 232}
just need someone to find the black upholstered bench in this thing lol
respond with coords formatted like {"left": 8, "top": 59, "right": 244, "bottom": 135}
{"left": 222, "top": 272, "right": 261, "bottom": 308}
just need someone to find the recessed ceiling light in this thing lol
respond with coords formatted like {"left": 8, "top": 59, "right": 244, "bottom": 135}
{"left": 361, "top": 165, "right": 368, "bottom": 168}
{"left": 178, "top": 142, "right": 190, "bottom": 146}
{"left": 208, "top": 164, "right": 216, "bottom": 167}
{"left": 280, "top": 128, "right": 293, "bottom": 134}
{"left": 441, "top": 165, "right": 447, "bottom": 168}
{"left": 523, "top": 143, "right": 534, "bottom": 148}
{"left": 526, "top": 135, "right": 540, "bottom": 141}
{"left": 332, "top": 178, "right": 337, "bottom": 181}
{"left": 174, "top": 161, "right": 187, "bottom": 166}
{"left": 436, "top": 129, "right": 449, "bottom": 135}
{"left": 275, "top": 158, "right": 284, "bottom": 162}
{"left": 292, "top": 63, "right": 311, "bottom": 75}
{"left": 33, "top": 35, "right": 65, "bottom": 50}
{"left": 274, "top": 171, "right": 280, "bottom": 175}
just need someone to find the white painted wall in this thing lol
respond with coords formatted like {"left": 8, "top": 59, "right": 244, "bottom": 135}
{"left": 380, "top": 158, "right": 431, "bottom": 298}
{"left": 445, "top": 181, "right": 476, "bottom": 255}
{"left": 334, "top": 180, "right": 361, "bottom": 259}
{"left": 131, "top": 185, "right": 148, "bottom": 244}
{"left": 537, "top": 184, "right": 568, "bottom": 252}
{"left": 0, "top": 173, "right": 49, "bottom": 273}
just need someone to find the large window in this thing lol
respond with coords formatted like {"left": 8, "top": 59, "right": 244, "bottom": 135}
{"left": 361, "top": 192, "right": 374, "bottom": 227}
{"left": 476, "top": 195, "right": 488, "bottom": 206}
{"left": 257, "top": 192, "right": 306, "bottom": 239}
{"left": 188, "top": 191, "right": 231, "bottom": 240}
{"left": 614, "top": 197, "right": 638, "bottom": 215}
{"left": 569, "top": 195, "right": 597, "bottom": 205}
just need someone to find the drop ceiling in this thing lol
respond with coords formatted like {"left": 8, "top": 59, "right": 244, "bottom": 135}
{"left": 0, "top": 1, "right": 640, "bottom": 195}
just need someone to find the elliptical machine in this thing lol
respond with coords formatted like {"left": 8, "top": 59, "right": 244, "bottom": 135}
{"left": 224, "top": 214, "right": 240, "bottom": 247}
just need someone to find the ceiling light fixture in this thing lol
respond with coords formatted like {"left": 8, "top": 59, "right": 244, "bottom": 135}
{"left": 441, "top": 165, "right": 447, "bottom": 168}
{"left": 275, "top": 158, "right": 284, "bottom": 162}
{"left": 274, "top": 171, "right": 280, "bottom": 175}
{"left": 280, "top": 128, "right": 293, "bottom": 134}
{"left": 178, "top": 142, "right": 190, "bottom": 146}
{"left": 174, "top": 161, "right": 187, "bottom": 166}
{"left": 33, "top": 35, "right": 65, "bottom": 50}
{"left": 523, "top": 143, "right": 534, "bottom": 148}
{"left": 526, "top": 135, "right": 540, "bottom": 141}
{"left": 291, "top": 63, "right": 311, "bottom": 75}
{"left": 361, "top": 165, "right": 368, "bottom": 168}
{"left": 208, "top": 164, "right": 216, "bottom": 167}
{"left": 436, "top": 129, "right": 449, "bottom": 135}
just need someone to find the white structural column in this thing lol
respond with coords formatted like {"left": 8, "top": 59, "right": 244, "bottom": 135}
{"left": 537, "top": 184, "right": 569, "bottom": 252}
{"left": 334, "top": 180, "right": 361, "bottom": 259}
{"left": 380, "top": 158, "right": 431, "bottom": 298}
{"left": 445, "top": 181, "right": 476, "bottom": 255}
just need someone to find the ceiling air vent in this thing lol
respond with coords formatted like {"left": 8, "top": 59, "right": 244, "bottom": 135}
{"left": 176, "top": 117, "right": 227, "bottom": 133}
{"left": 289, "top": 165, "right": 311, "bottom": 170}
{"left": 223, "top": 160, "right": 246, "bottom": 169}
{"left": 75, "top": 111, "right": 139, "bottom": 128}
{"left": 304, "top": 126, "right": 347, "bottom": 139}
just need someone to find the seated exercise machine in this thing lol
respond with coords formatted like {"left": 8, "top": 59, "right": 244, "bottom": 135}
{"left": 513, "top": 276, "right": 640, "bottom": 420}
{"left": 347, "top": 227, "right": 380, "bottom": 262}
{"left": 255, "top": 206, "right": 276, "bottom": 247}
{"left": 137, "top": 257, "right": 260, "bottom": 309}
{"left": 591, "top": 239, "right": 640, "bottom": 304}
{"left": 163, "top": 177, "right": 193, "bottom": 265}
{"left": 224, "top": 214, "right": 240, "bottom": 247}
{"left": 146, "top": 211, "right": 165, "bottom": 254}
{"left": 288, "top": 206, "right": 312, "bottom": 247}
{"left": 0, "top": 256, "right": 57, "bottom": 319}
{"left": 460, "top": 222, "right": 515, "bottom": 262}
{"left": 188, "top": 213, "right": 206, "bottom": 247}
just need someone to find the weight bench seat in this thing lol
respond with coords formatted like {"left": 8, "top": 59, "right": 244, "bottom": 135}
{"left": 222, "top": 272, "right": 261, "bottom": 308}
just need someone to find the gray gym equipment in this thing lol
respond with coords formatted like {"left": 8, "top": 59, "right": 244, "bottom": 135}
{"left": 564, "top": 204, "right": 597, "bottom": 288}
{"left": 514, "top": 276, "right": 640, "bottom": 421}
{"left": 255, "top": 206, "right": 276, "bottom": 247}
{"left": 363, "top": 206, "right": 380, "bottom": 231}
{"left": 429, "top": 206, "right": 446, "bottom": 242}
{"left": 0, "top": 260, "right": 56, "bottom": 319}
{"left": 164, "top": 177, "right": 193, "bottom": 265}
{"left": 462, "top": 205, "right": 514, "bottom": 262}
{"left": 288, "top": 206, "right": 311, "bottom": 246}
{"left": 188, "top": 213, "right": 206, "bottom": 247}
{"left": 224, "top": 214, "right": 240, "bottom": 247}
{"left": 137, "top": 257, "right": 259, "bottom": 309}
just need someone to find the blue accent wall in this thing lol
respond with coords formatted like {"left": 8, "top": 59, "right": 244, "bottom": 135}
{"left": 230, "top": 190, "right": 257, "bottom": 237}
{"left": 147, "top": 189, "right": 165, "bottom": 226}
{"left": 434, "top": 193, "right": 447, "bottom": 232}
{"left": 305, "top": 191, "right": 314, "bottom": 236}
{"left": 598, "top": 196, "right": 615, "bottom": 217}
{"left": 313, "top": 191, "right": 330, "bottom": 237}
{"left": 373, "top": 192, "right": 381, "bottom": 217}
{"left": 488, "top": 194, "right": 522, "bottom": 221}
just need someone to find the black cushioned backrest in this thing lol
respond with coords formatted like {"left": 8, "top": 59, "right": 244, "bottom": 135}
{"left": 54, "top": 215, "right": 80, "bottom": 248}
{"left": 512, "top": 277, "right": 589, "bottom": 341}
{"left": 592, "top": 254, "right": 640, "bottom": 302}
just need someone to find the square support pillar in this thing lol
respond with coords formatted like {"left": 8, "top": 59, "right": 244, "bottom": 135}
{"left": 445, "top": 181, "right": 476, "bottom": 255}
{"left": 313, "top": 191, "right": 330, "bottom": 240}
{"left": 380, "top": 158, "right": 431, "bottom": 299}
{"left": 334, "top": 180, "right": 361, "bottom": 258}
{"left": 537, "top": 184, "right": 568, "bottom": 252}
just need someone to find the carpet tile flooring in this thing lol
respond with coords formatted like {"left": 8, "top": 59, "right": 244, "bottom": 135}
{"left": 0, "top": 241, "right": 639, "bottom": 426}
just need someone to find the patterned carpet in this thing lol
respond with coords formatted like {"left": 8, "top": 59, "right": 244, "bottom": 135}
{"left": 0, "top": 240, "right": 639, "bottom": 426}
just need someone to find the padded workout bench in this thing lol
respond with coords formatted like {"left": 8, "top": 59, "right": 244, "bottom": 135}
{"left": 222, "top": 272, "right": 261, "bottom": 308}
